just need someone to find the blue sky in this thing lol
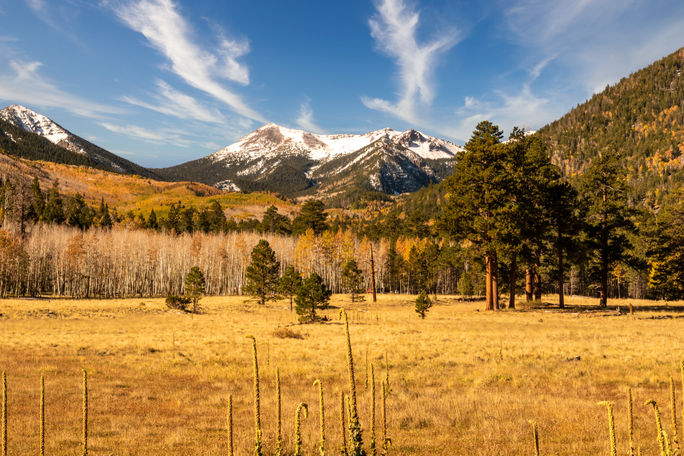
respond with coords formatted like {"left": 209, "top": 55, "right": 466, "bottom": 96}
{"left": 1, "top": 0, "right": 684, "bottom": 167}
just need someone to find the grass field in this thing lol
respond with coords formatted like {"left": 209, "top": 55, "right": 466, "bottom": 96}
{"left": 1, "top": 294, "right": 684, "bottom": 455}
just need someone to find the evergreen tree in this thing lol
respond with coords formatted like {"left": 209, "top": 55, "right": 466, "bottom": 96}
{"left": 98, "top": 200, "right": 112, "bottom": 228}
{"left": 545, "top": 180, "right": 584, "bottom": 308}
{"left": 580, "top": 150, "right": 636, "bottom": 307}
{"left": 384, "top": 242, "right": 405, "bottom": 293}
{"left": 342, "top": 259, "right": 365, "bottom": 302}
{"left": 440, "top": 121, "right": 507, "bottom": 310}
{"left": 179, "top": 207, "right": 195, "bottom": 233}
{"left": 43, "top": 180, "right": 64, "bottom": 224}
{"left": 64, "top": 193, "right": 93, "bottom": 229}
{"left": 184, "top": 266, "right": 206, "bottom": 313}
{"left": 165, "top": 203, "right": 181, "bottom": 233}
{"left": 207, "top": 200, "right": 227, "bottom": 232}
{"left": 147, "top": 209, "right": 158, "bottom": 230}
{"left": 292, "top": 200, "right": 328, "bottom": 235}
{"left": 414, "top": 291, "right": 432, "bottom": 319}
{"left": 407, "top": 245, "right": 428, "bottom": 294}
{"left": 279, "top": 265, "right": 302, "bottom": 311}
{"left": 646, "top": 193, "right": 684, "bottom": 299}
{"left": 261, "top": 205, "right": 291, "bottom": 235}
{"left": 28, "top": 177, "right": 44, "bottom": 222}
{"left": 244, "top": 240, "right": 281, "bottom": 305}
{"left": 295, "top": 272, "right": 331, "bottom": 322}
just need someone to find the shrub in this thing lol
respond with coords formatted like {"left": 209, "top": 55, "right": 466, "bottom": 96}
{"left": 295, "top": 272, "right": 332, "bottom": 323}
{"left": 415, "top": 291, "right": 432, "bottom": 319}
{"left": 272, "top": 327, "right": 304, "bottom": 339}
{"left": 184, "top": 266, "right": 206, "bottom": 313}
{"left": 166, "top": 295, "right": 191, "bottom": 311}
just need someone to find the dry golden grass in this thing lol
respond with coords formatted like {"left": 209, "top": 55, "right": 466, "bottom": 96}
{"left": 1, "top": 294, "right": 684, "bottom": 455}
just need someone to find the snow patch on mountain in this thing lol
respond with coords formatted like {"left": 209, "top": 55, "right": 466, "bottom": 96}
{"left": 0, "top": 104, "right": 76, "bottom": 150}
{"left": 215, "top": 179, "right": 241, "bottom": 192}
{"left": 210, "top": 123, "right": 463, "bottom": 165}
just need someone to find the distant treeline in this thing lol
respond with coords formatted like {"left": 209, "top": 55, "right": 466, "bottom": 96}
{"left": 1, "top": 120, "right": 682, "bottom": 302}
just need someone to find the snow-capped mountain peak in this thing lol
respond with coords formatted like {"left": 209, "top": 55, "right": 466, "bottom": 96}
{"left": 0, "top": 104, "right": 70, "bottom": 146}
{"left": 0, "top": 104, "right": 156, "bottom": 178}
{"left": 209, "top": 123, "right": 463, "bottom": 164}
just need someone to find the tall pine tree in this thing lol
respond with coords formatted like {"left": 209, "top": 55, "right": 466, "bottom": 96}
{"left": 441, "top": 121, "right": 508, "bottom": 310}
{"left": 580, "top": 150, "right": 636, "bottom": 307}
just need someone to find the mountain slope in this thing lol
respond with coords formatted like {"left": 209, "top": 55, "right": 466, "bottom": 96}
{"left": 540, "top": 47, "right": 684, "bottom": 208}
{"left": 0, "top": 105, "right": 157, "bottom": 178}
{"left": 155, "top": 123, "right": 462, "bottom": 199}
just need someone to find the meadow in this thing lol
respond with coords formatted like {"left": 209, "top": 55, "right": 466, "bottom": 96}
{"left": 1, "top": 294, "right": 684, "bottom": 455}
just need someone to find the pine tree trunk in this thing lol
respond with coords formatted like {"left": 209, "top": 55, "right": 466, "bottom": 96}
{"left": 533, "top": 258, "right": 542, "bottom": 302}
{"left": 370, "top": 244, "right": 377, "bottom": 303}
{"left": 508, "top": 255, "right": 516, "bottom": 309}
{"left": 492, "top": 255, "right": 499, "bottom": 310}
{"left": 557, "top": 238, "right": 565, "bottom": 309}
{"left": 600, "top": 186, "right": 608, "bottom": 308}
{"left": 485, "top": 256, "right": 493, "bottom": 311}
{"left": 600, "top": 260, "right": 608, "bottom": 308}
{"left": 525, "top": 268, "right": 533, "bottom": 302}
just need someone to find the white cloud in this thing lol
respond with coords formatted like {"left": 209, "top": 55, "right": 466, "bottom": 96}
{"left": 502, "top": 0, "right": 684, "bottom": 94}
{"left": 99, "top": 121, "right": 195, "bottom": 147}
{"left": 445, "top": 85, "right": 557, "bottom": 141}
{"left": 0, "top": 60, "right": 121, "bottom": 117}
{"left": 122, "top": 80, "right": 225, "bottom": 123}
{"left": 113, "top": 0, "right": 264, "bottom": 122}
{"left": 362, "top": 0, "right": 459, "bottom": 123}
{"left": 295, "top": 98, "right": 325, "bottom": 133}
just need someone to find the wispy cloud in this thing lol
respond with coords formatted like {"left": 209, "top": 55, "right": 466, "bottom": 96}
{"left": 99, "top": 121, "right": 194, "bottom": 147}
{"left": 362, "top": 0, "right": 459, "bottom": 123}
{"left": 112, "top": 0, "right": 264, "bottom": 122}
{"left": 122, "top": 80, "right": 225, "bottom": 123}
{"left": 445, "top": 85, "right": 556, "bottom": 140}
{"left": 0, "top": 60, "right": 121, "bottom": 117}
{"left": 24, "top": 0, "right": 84, "bottom": 44}
{"left": 502, "top": 0, "right": 684, "bottom": 94}
{"left": 295, "top": 98, "right": 324, "bottom": 133}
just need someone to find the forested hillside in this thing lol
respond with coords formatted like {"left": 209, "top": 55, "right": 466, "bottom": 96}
{"left": 540, "top": 47, "right": 684, "bottom": 209}
{"left": 0, "top": 119, "right": 95, "bottom": 169}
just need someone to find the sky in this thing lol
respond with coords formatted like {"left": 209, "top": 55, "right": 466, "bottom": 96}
{"left": 1, "top": 0, "right": 684, "bottom": 167}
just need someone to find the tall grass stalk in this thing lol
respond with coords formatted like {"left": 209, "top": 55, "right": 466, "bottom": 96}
{"left": 628, "top": 387, "right": 635, "bottom": 456}
{"left": 276, "top": 368, "right": 283, "bottom": 456}
{"left": 314, "top": 380, "right": 325, "bottom": 456}
{"left": 598, "top": 401, "right": 617, "bottom": 456}
{"left": 40, "top": 375, "right": 45, "bottom": 456}
{"left": 664, "top": 432, "right": 673, "bottom": 456}
{"left": 364, "top": 349, "right": 369, "bottom": 390}
{"left": 1, "top": 371, "right": 5, "bottom": 456}
{"left": 381, "top": 382, "right": 389, "bottom": 456}
{"left": 681, "top": 361, "right": 684, "bottom": 444}
{"left": 228, "top": 394, "right": 234, "bottom": 456}
{"left": 384, "top": 352, "right": 390, "bottom": 394}
{"left": 247, "top": 336, "right": 263, "bottom": 456}
{"left": 82, "top": 369, "right": 88, "bottom": 456}
{"left": 530, "top": 420, "right": 540, "bottom": 456}
{"left": 340, "top": 392, "right": 348, "bottom": 456}
{"left": 369, "top": 365, "right": 376, "bottom": 456}
{"left": 671, "top": 376, "right": 681, "bottom": 454}
{"left": 339, "top": 309, "right": 365, "bottom": 455}
{"left": 646, "top": 399, "right": 669, "bottom": 456}
{"left": 294, "top": 403, "right": 308, "bottom": 456}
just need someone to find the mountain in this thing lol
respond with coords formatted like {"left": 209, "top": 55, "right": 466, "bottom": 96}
{"left": 155, "top": 123, "right": 463, "bottom": 200}
{"left": 0, "top": 105, "right": 157, "bottom": 178}
{"left": 539, "top": 47, "right": 684, "bottom": 208}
